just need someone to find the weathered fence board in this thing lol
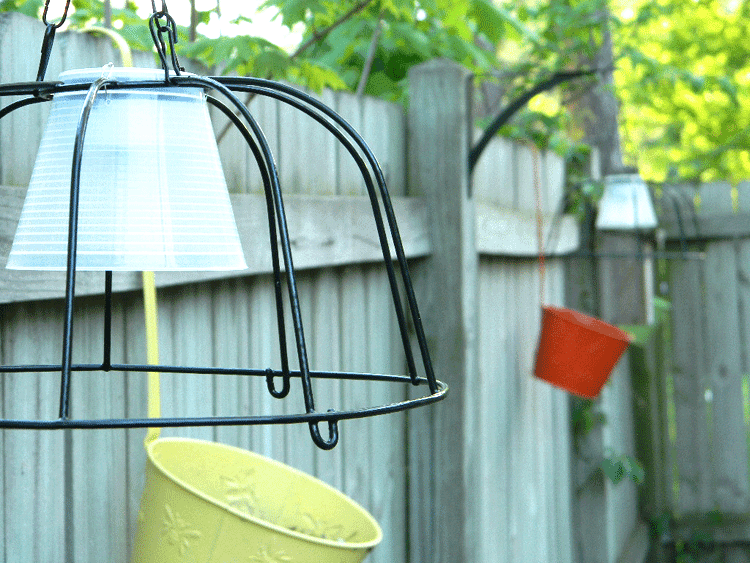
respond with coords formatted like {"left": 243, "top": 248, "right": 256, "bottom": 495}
{"left": 476, "top": 257, "right": 572, "bottom": 562}
{"left": 0, "top": 188, "right": 431, "bottom": 303}
{"left": 655, "top": 182, "right": 750, "bottom": 555}
{"left": 705, "top": 242, "right": 750, "bottom": 514}
{"left": 668, "top": 244, "right": 712, "bottom": 515}
{"left": 1, "top": 302, "right": 66, "bottom": 562}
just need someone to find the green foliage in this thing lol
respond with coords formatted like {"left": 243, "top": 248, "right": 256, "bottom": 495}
{"left": 0, "top": 0, "right": 605, "bottom": 154}
{"left": 573, "top": 398, "right": 645, "bottom": 486}
{"left": 613, "top": 0, "right": 750, "bottom": 183}
{"left": 567, "top": 178, "right": 603, "bottom": 221}
{"left": 674, "top": 529, "right": 718, "bottom": 563}
{"left": 0, "top": 0, "right": 41, "bottom": 18}
{"left": 3, "top": 0, "right": 749, "bottom": 182}
{"left": 262, "top": 0, "right": 510, "bottom": 101}
{"left": 572, "top": 398, "right": 607, "bottom": 437}
{"left": 601, "top": 452, "right": 645, "bottom": 485}
{"left": 70, "top": 0, "right": 160, "bottom": 51}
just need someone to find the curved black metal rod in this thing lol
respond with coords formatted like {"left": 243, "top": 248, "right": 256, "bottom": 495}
{"left": 0, "top": 96, "right": 50, "bottom": 121}
{"left": 212, "top": 82, "right": 422, "bottom": 387}
{"left": 217, "top": 87, "right": 416, "bottom": 381}
{"left": 42, "top": 0, "right": 72, "bottom": 28}
{"left": 310, "top": 411, "right": 339, "bottom": 450}
{"left": 36, "top": 24, "right": 58, "bottom": 82}
{"left": 205, "top": 95, "right": 291, "bottom": 399}
{"left": 1, "top": 362, "right": 438, "bottom": 386}
{"left": 174, "top": 75, "right": 334, "bottom": 448}
{"left": 0, "top": 379, "right": 447, "bottom": 430}
{"left": 215, "top": 77, "right": 437, "bottom": 392}
{"left": 59, "top": 76, "right": 111, "bottom": 419}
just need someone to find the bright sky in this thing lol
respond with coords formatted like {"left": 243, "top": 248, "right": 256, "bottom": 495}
{"left": 111, "top": 0, "right": 303, "bottom": 48}
{"left": 176, "top": 0, "right": 298, "bottom": 45}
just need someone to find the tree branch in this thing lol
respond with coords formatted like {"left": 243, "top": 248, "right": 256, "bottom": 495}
{"left": 291, "top": 0, "right": 376, "bottom": 59}
{"left": 189, "top": 0, "right": 198, "bottom": 42}
{"left": 104, "top": 0, "right": 112, "bottom": 28}
{"left": 469, "top": 68, "right": 601, "bottom": 173}
{"left": 216, "top": 0, "right": 377, "bottom": 143}
{"left": 356, "top": 18, "right": 383, "bottom": 97}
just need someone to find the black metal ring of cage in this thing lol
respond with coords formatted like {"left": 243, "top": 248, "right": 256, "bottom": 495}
{"left": 0, "top": 76, "right": 447, "bottom": 449}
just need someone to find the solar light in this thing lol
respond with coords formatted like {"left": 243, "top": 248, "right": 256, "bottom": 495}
{"left": 596, "top": 172, "right": 658, "bottom": 231}
{"left": 7, "top": 67, "right": 246, "bottom": 271}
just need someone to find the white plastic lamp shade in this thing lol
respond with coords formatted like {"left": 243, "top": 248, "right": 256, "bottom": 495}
{"left": 7, "top": 67, "right": 247, "bottom": 271}
{"left": 595, "top": 173, "right": 658, "bottom": 231}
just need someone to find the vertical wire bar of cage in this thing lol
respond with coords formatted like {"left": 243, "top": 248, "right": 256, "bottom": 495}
{"left": 219, "top": 78, "right": 434, "bottom": 389}
{"left": 210, "top": 81, "right": 431, "bottom": 446}
{"left": 234, "top": 81, "right": 421, "bottom": 384}
{"left": 103, "top": 271, "right": 113, "bottom": 369}
{"left": 182, "top": 77, "right": 337, "bottom": 448}
{"left": 293, "top": 88, "right": 438, "bottom": 390}
{"left": 60, "top": 78, "right": 108, "bottom": 419}
{"left": 205, "top": 95, "right": 292, "bottom": 398}
{"left": 221, "top": 79, "right": 434, "bottom": 386}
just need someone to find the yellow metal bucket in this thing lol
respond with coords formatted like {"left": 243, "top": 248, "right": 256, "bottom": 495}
{"left": 131, "top": 437, "right": 383, "bottom": 563}
{"left": 132, "top": 268, "right": 381, "bottom": 562}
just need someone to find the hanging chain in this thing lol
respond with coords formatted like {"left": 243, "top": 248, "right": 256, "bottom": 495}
{"left": 149, "top": 0, "right": 183, "bottom": 79}
{"left": 150, "top": 0, "right": 168, "bottom": 14}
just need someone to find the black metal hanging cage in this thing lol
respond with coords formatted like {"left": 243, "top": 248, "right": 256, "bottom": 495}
{"left": 0, "top": 1, "right": 447, "bottom": 450}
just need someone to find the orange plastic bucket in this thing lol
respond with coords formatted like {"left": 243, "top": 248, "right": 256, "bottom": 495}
{"left": 533, "top": 306, "right": 631, "bottom": 398}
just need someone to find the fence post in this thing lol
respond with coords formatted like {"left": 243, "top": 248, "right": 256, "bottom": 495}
{"left": 407, "top": 59, "right": 477, "bottom": 563}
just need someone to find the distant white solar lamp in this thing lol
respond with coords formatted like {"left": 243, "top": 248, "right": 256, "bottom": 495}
{"left": 596, "top": 173, "right": 658, "bottom": 231}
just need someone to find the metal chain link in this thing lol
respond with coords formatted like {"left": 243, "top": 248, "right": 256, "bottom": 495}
{"left": 150, "top": 0, "right": 169, "bottom": 16}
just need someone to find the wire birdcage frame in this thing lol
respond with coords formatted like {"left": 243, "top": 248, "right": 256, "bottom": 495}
{"left": 0, "top": 5, "right": 447, "bottom": 450}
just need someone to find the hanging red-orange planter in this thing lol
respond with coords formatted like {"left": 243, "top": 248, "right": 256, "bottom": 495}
{"left": 533, "top": 306, "right": 631, "bottom": 398}
{"left": 528, "top": 146, "right": 631, "bottom": 399}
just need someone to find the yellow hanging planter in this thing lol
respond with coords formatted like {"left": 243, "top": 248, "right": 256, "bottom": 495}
{"left": 131, "top": 438, "right": 382, "bottom": 563}
{"left": 135, "top": 264, "right": 382, "bottom": 563}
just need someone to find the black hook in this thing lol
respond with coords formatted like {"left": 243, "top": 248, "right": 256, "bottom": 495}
{"left": 309, "top": 414, "right": 339, "bottom": 450}
{"left": 265, "top": 368, "right": 290, "bottom": 399}
{"left": 42, "top": 0, "right": 71, "bottom": 29}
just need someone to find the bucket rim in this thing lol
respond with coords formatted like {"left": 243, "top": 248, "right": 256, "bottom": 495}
{"left": 541, "top": 305, "right": 632, "bottom": 343}
{"left": 144, "top": 437, "right": 384, "bottom": 550}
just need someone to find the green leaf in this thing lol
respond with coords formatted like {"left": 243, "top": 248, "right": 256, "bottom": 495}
{"left": 469, "top": 0, "right": 508, "bottom": 43}
{"left": 601, "top": 457, "right": 625, "bottom": 484}
{"left": 601, "top": 453, "right": 645, "bottom": 485}
{"left": 290, "top": 59, "right": 348, "bottom": 92}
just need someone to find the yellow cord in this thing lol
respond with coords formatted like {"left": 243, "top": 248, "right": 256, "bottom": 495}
{"left": 82, "top": 26, "right": 134, "bottom": 68}
{"left": 142, "top": 271, "right": 161, "bottom": 446}
{"left": 87, "top": 25, "right": 161, "bottom": 445}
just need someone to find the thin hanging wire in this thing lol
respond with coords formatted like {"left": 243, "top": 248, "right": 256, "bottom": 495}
{"left": 150, "top": 0, "right": 168, "bottom": 14}
{"left": 532, "top": 145, "right": 546, "bottom": 305}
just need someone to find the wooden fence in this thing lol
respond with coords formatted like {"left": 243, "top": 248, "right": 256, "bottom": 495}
{"left": 645, "top": 181, "right": 750, "bottom": 561}
{"left": 0, "top": 13, "right": 647, "bottom": 563}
